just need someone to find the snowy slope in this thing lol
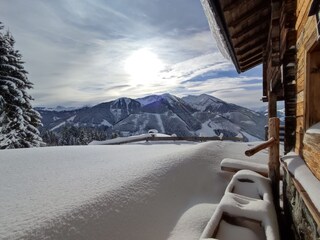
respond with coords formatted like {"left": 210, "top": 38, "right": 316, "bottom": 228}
{"left": 182, "top": 94, "right": 228, "bottom": 112}
{"left": 0, "top": 141, "right": 269, "bottom": 240}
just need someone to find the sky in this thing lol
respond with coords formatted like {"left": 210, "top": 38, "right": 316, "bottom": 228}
{"left": 1, "top": 0, "right": 265, "bottom": 109}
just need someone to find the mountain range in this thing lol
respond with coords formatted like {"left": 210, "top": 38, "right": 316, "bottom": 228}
{"left": 37, "top": 93, "right": 267, "bottom": 141}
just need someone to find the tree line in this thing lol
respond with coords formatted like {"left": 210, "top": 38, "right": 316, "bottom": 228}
{"left": 41, "top": 125, "right": 107, "bottom": 146}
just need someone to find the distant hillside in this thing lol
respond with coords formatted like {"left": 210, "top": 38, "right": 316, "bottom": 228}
{"left": 37, "top": 93, "right": 267, "bottom": 144}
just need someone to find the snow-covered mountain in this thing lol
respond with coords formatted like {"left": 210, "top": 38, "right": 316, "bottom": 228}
{"left": 37, "top": 93, "right": 267, "bottom": 141}
{"left": 254, "top": 105, "right": 285, "bottom": 123}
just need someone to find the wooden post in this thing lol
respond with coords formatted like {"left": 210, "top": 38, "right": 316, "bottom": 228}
{"left": 268, "top": 92, "right": 277, "bottom": 118}
{"left": 268, "top": 117, "right": 280, "bottom": 209}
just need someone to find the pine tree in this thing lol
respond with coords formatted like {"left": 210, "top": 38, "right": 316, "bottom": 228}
{"left": 0, "top": 23, "right": 44, "bottom": 149}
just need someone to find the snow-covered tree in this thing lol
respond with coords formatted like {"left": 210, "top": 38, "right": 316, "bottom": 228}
{"left": 0, "top": 23, "right": 44, "bottom": 149}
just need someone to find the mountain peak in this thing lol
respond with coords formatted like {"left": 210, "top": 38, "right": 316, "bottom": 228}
{"left": 160, "top": 93, "right": 180, "bottom": 104}
{"left": 38, "top": 93, "right": 266, "bottom": 142}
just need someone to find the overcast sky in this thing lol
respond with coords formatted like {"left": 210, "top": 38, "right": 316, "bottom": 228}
{"left": 1, "top": 0, "right": 265, "bottom": 109}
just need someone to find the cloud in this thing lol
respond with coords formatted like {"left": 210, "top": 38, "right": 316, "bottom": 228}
{"left": 1, "top": 0, "right": 265, "bottom": 109}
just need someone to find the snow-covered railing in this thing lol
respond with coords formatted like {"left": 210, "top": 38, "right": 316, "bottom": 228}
{"left": 91, "top": 135, "right": 243, "bottom": 145}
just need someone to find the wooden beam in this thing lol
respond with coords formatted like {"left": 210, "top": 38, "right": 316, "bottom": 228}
{"left": 271, "top": 70, "right": 282, "bottom": 91}
{"left": 240, "top": 49, "right": 263, "bottom": 62}
{"left": 239, "top": 58, "right": 262, "bottom": 70}
{"left": 232, "top": 18, "right": 268, "bottom": 39}
{"left": 263, "top": 58, "right": 268, "bottom": 97}
{"left": 229, "top": 1, "right": 269, "bottom": 27}
{"left": 268, "top": 117, "right": 280, "bottom": 211}
{"left": 237, "top": 39, "right": 265, "bottom": 56}
{"left": 239, "top": 53, "right": 263, "bottom": 67}
{"left": 245, "top": 137, "right": 276, "bottom": 156}
{"left": 234, "top": 32, "right": 267, "bottom": 49}
{"left": 268, "top": 92, "right": 277, "bottom": 118}
{"left": 222, "top": 0, "right": 242, "bottom": 12}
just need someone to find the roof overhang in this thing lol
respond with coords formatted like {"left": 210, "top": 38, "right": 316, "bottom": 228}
{"left": 201, "top": 0, "right": 271, "bottom": 73}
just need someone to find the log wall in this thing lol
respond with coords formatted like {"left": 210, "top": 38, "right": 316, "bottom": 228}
{"left": 294, "top": 0, "right": 320, "bottom": 180}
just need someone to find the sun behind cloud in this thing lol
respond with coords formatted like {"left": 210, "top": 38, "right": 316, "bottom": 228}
{"left": 124, "top": 48, "right": 164, "bottom": 86}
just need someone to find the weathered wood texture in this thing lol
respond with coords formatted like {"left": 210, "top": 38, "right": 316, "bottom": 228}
{"left": 244, "top": 118, "right": 280, "bottom": 208}
{"left": 268, "top": 117, "right": 280, "bottom": 209}
{"left": 218, "top": 0, "right": 270, "bottom": 72}
{"left": 262, "top": 0, "right": 296, "bottom": 152}
{"left": 294, "top": 0, "right": 320, "bottom": 180}
{"left": 245, "top": 137, "right": 275, "bottom": 157}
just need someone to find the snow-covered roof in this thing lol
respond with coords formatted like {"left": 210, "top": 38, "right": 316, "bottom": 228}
{"left": 200, "top": 0, "right": 270, "bottom": 73}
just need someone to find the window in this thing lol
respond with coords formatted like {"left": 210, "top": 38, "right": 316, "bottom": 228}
{"left": 309, "top": 0, "right": 320, "bottom": 38}
{"left": 307, "top": 1, "right": 320, "bottom": 131}
{"left": 305, "top": 43, "right": 320, "bottom": 132}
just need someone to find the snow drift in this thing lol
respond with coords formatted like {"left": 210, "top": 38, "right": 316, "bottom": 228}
{"left": 0, "top": 141, "right": 269, "bottom": 240}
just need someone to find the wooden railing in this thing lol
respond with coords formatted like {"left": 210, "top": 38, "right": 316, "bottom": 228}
{"left": 246, "top": 117, "right": 280, "bottom": 208}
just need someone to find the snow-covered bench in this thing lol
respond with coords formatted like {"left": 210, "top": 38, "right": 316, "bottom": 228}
{"left": 220, "top": 158, "right": 283, "bottom": 179}
{"left": 220, "top": 158, "right": 269, "bottom": 177}
{"left": 200, "top": 170, "right": 280, "bottom": 240}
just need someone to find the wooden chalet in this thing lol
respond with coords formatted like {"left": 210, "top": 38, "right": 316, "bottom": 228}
{"left": 201, "top": 0, "right": 320, "bottom": 239}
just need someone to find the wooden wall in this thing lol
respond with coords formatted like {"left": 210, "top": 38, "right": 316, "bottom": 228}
{"left": 294, "top": 0, "right": 320, "bottom": 180}
{"left": 281, "top": 0, "right": 297, "bottom": 154}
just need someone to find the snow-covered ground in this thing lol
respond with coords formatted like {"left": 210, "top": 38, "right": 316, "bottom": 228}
{"left": 0, "top": 141, "right": 269, "bottom": 240}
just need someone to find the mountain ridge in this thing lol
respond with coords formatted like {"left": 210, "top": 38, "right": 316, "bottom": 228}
{"left": 37, "top": 93, "right": 267, "bottom": 141}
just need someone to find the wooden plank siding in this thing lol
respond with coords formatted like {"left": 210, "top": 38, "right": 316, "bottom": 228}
{"left": 294, "top": 0, "right": 320, "bottom": 179}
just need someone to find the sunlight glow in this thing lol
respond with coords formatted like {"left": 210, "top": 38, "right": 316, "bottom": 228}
{"left": 124, "top": 48, "right": 164, "bottom": 86}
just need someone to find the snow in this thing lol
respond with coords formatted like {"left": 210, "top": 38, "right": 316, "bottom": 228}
{"left": 50, "top": 121, "right": 66, "bottom": 131}
{"left": 200, "top": 0, "right": 231, "bottom": 61}
{"left": 282, "top": 152, "right": 320, "bottom": 212}
{"left": 136, "top": 95, "right": 163, "bottom": 106}
{"left": 161, "top": 93, "right": 179, "bottom": 105}
{"left": 100, "top": 119, "right": 112, "bottom": 127}
{"left": 67, "top": 115, "right": 76, "bottom": 122}
{"left": 216, "top": 220, "right": 263, "bottom": 240}
{"left": 201, "top": 170, "right": 279, "bottom": 240}
{"left": 37, "top": 106, "right": 80, "bottom": 112}
{"left": 225, "top": 170, "right": 273, "bottom": 202}
{"left": 0, "top": 141, "right": 273, "bottom": 240}
{"left": 221, "top": 158, "right": 269, "bottom": 175}
{"left": 241, "top": 131, "right": 262, "bottom": 141}
{"left": 89, "top": 133, "right": 151, "bottom": 145}
{"left": 196, "top": 120, "right": 217, "bottom": 136}
{"left": 241, "top": 120, "right": 256, "bottom": 125}
{"left": 89, "top": 133, "right": 173, "bottom": 145}
{"left": 306, "top": 121, "right": 320, "bottom": 134}
{"left": 183, "top": 94, "right": 223, "bottom": 112}
{"left": 155, "top": 114, "right": 165, "bottom": 133}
